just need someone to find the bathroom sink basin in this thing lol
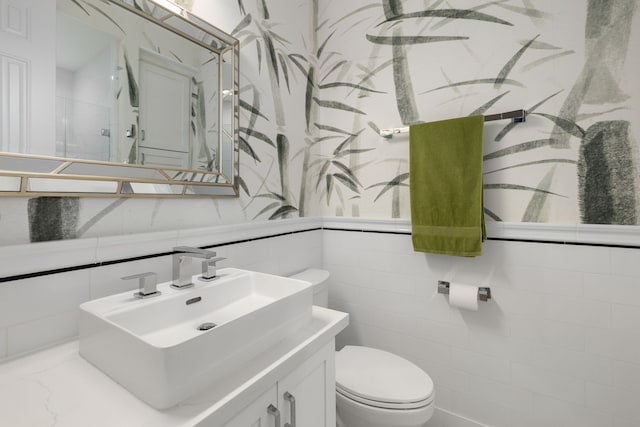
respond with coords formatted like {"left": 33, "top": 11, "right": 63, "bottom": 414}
{"left": 78, "top": 268, "right": 312, "bottom": 409}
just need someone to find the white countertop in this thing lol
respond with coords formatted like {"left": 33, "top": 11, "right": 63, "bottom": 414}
{"left": 0, "top": 307, "right": 348, "bottom": 427}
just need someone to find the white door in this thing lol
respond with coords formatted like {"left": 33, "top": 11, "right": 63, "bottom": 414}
{"left": 138, "top": 50, "right": 192, "bottom": 155}
{"left": 139, "top": 146, "right": 190, "bottom": 169}
{"left": 0, "top": 0, "right": 56, "bottom": 155}
{"left": 277, "top": 343, "right": 335, "bottom": 427}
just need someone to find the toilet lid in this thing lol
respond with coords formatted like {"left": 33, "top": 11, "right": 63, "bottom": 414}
{"left": 335, "top": 346, "right": 434, "bottom": 406}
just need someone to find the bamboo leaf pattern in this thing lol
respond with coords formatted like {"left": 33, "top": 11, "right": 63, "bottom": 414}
{"left": 316, "top": 161, "right": 331, "bottom": 190}
{"left": 258, "top": 0, "right": 270, "bottom": 19}
{"left": 123, "top": 52, "right": 139, "bottom": 108}
{"left": 332, "top": 161, "right": 362, "bottom": 186}
{"left": 521, "top": 50, "right": 575, "bottom": 72}
{"left": 321, "top": 59, "right": 348, "bottom": 82}
{"left": 484, "top": 183, "right": 566, "bottom": 198}
{"left": 335, "top": 148, "right": 375, "bottom": 157}
{"left": 484, "top": 207, "right": 502, "bottom": 221}
{"left": 420, "top": 78, "right": 524, "bottom": 95}
{"left": 378, "top": 9, "right": 513, "bottom": 27}
{"left": 255, "top": 192, "right": 287, "bottom": 201}
{"left": 326, "top": 175, "right": 334, "bottom": 205}
{"left": 495, "top": 34, "right": 539, "bottom": 89}
{"left": 469, "top": 91, "right": 510, "bottom": 116}
{"left": 315, "top": 123, "right": 359, "bottom": 136}
{"left": 494, "top": 2, "right": 552, "bottom": 19}
{"left": 333, "top": 130, "right": 365, "bottom": 155}
{"left": 495, "top": 90, "right": 563, "bottom": 141}
{"left": 333, "top": 173, "right": 360, "bottom": 193}
{"left": 366, "top": 35, "right": 468, "bottom": 45}
{"left": 236, "top": 175, "right": 250, "bottom": 196}
{"left": 253, "top": 202, "right": 280, "bottom": 219}
{"left": 240, "top": 127, "right": 276, "bottom": 147}
{"left": 278, "top": 53, "right": 291, "bottom": 93}
{"left": 256, "top": 42, "right": 262, "bottom": 72}
{"left": 521, "top": 166, "right": 557, "bottom": 222}
{"left": 239, "top": 136, "right": 260, "bottom": 162}
{"left": 276, "top": 134, "right": 290, "bottom": 205}
{"left": 530, "top": 113, "right": 586, "bottom": 138}
{"left": 260, "top": 28, "right": 280, "bottom": 86}
{"left": 70, "top": 0, "right": 90, "bottom": 16}
{"left": 484, "top": 159, "right": 577, "bottom": 175}
{"left": 231, "top": 13, "right": 252, "bottom": 35}
{"left": 318, "top": 82, "right": 385, "bottom": 93}
{"left": 484, "top": 139, "right": 558, "bottom": 161}
{"left": 366, "top": 172, "right": 410, "bottom": 201}
{"left": 269, "top": 205, "right": 298, "bottom": 220}
{"left": 84, "top": 1, "right": 126, "bottom": 34}
{"left": 305, "top": 67, "right": 316, "bottom": 130}
{"left": 288, "top": 54, "right": 309, "bottom": 75}
{"left": 313, "top": 97, "right": 366, "bottom": 114}
{"left": 317, "top": 31, "right": 335, "bottom": 58}
{"left": 240, "top": 100, "right": 268, "bottom": 121}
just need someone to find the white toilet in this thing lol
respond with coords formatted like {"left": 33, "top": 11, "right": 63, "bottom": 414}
{"left": 290, "top": 269, "right": 435, "bottom": 427}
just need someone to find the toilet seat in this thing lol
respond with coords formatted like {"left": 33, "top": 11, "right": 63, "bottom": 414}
{"left": 335, "top": 346, "right": 434, "bottom": 410}
{"left": 336, "top": 385, "right": 433, "bottom": 410}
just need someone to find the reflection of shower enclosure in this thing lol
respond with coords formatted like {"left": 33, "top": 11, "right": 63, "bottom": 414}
{"left": 56, "top": 96, "right": 111, "bottom": 161}
{"left": 56, "top": 9, "right": 117, "bottom": 162}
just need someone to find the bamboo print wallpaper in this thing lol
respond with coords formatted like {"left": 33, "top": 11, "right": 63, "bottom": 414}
{"left": 311, "top": 0, "right": 640, "bottom": 223}
{"left": 0, "top": 0, "right": 639, "bottom": 245}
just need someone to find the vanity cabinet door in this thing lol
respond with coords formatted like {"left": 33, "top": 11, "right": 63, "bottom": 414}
{"left": 277, "top": 341, "right": 336, "bottom": 427}
{"left": 220, "top": 384, "right": 279, "bottom": 427}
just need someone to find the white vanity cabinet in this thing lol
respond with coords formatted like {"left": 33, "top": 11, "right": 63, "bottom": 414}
{"left": 0, "top": 307, "right": 348, "bottom": 427}
{"left": 220, "top": 385, "right": 278, "bottom": 427}
{"left": 220, "top": 341, "right": 335, "bottom": 427}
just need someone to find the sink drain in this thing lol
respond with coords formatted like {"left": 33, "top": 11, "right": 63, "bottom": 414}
{"left": 197, "top": 322, "right": 217, "bottom": 331}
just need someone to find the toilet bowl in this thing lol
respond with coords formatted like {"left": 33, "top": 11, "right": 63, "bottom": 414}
{"left": 289, "top": 269, "right": 435, "bottom": 427}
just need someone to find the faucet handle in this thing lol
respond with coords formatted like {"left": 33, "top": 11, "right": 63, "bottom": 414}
{"left": 200, "top": 257, "right": 226, "bottom": 281}
{"left": 173, "top": 246, "right": 216, "bottom": 258}
{"left": 122, "top": 272, "right": 160, "bottom": 299}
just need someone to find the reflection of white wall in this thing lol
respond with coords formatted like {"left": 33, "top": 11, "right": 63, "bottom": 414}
{"left": 55, "top": 46, "right": 112, "bottom": 161}
{"left": 56, "top": 68, "right": 74, "bottom": 99}
{"left": 73, "top": 45, "right": 112, "bottom": 106}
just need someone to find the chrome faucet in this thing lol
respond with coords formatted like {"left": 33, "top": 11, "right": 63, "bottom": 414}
{"left": 200, "top": 256, "right": 226, "bottom": 281}
{"left": 172, "top": 246, "right": 217, "bottom": 289}
{"left": 122, "top": 272, "right": 160, "bottom": 299}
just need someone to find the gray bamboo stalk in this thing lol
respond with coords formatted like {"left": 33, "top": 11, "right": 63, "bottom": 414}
{"left": 258, "top": 23, "right": 291, "bottom": 212}
{"left": 297, "top": 0, "right": 319, "bottom": 217}
{"left": 551, "top": 0, "right": 636, "bottom": 148}
{"left": 383, "top": 0, "right": 420, "bottom": 125}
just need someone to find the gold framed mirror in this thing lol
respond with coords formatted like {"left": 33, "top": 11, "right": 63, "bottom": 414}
{"left": 0, "top": 0, "right": 239, "bottom": 197}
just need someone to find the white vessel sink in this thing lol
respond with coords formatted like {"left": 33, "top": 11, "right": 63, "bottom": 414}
{"left": 78, "top": 268, "right": 312, "bottom": 409}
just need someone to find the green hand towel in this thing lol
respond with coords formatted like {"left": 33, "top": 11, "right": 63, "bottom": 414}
{"left": 409, "top": 115, "right": 486, "bottom": 257}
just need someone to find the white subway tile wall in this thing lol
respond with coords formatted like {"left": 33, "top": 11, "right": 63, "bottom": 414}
{"left": 324, "top": 229, "right": 640, "bottom": 427}
{"left": 1, "top": 221, "right": 639, "bottom": 427}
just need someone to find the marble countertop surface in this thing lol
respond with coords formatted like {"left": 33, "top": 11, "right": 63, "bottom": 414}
{"left": 0, "top": 307, "right": 348, "bottom": 427}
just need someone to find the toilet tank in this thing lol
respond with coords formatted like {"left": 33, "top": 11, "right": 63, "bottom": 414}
{"left": 289, "top": 268, "right": 329, "bottom": 307}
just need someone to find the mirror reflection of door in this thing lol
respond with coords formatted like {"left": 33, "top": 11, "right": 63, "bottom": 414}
{"left": 138, "top": 49, "right": 192, "bottom": 169}
{"left": 0, "top": 0, "right": 55, "bottom": 156}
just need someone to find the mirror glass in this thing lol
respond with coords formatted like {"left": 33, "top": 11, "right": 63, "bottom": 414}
{"left": 0, "top": 0, "right": 239, "bottom": 197}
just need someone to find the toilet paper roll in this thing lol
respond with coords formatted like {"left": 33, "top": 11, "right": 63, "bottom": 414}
{"left": 448, "top": 282, "right": 479, "bottom": 311}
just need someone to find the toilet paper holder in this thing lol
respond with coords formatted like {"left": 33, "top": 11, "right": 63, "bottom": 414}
{"left": 438, "top": 281, "right": 492, "bottom": 302}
